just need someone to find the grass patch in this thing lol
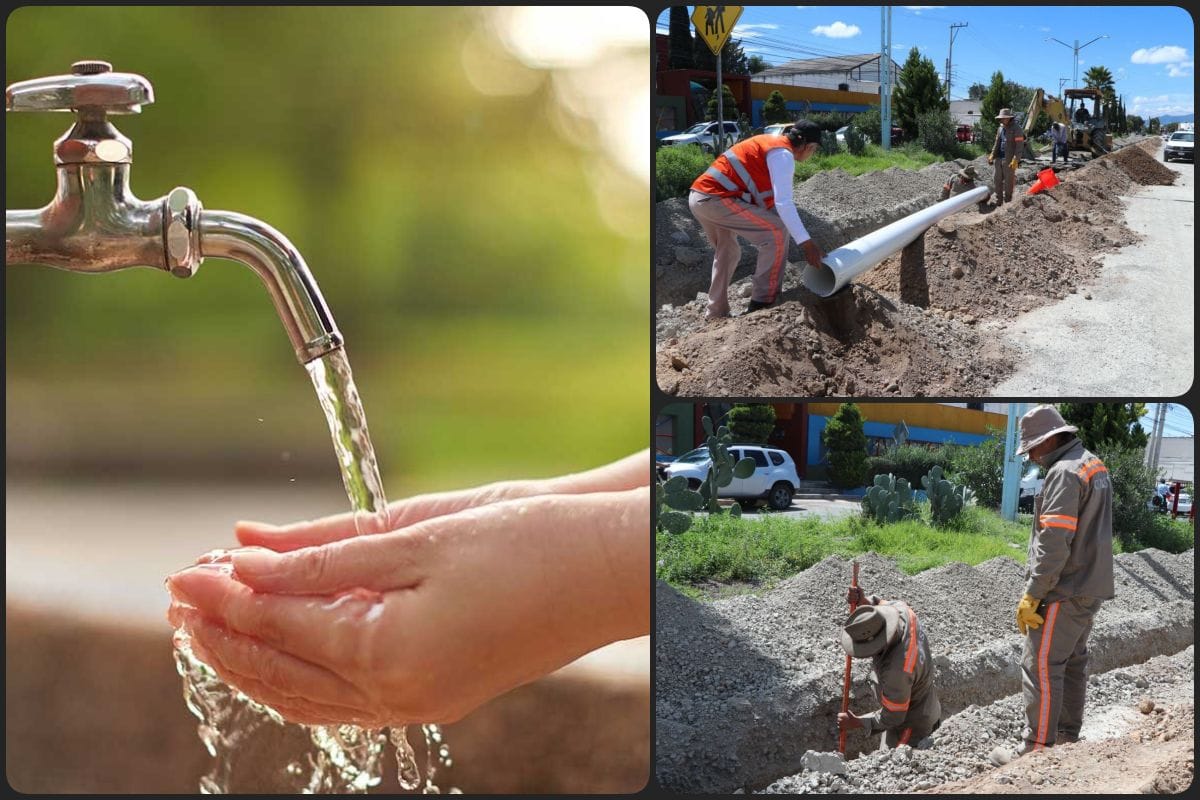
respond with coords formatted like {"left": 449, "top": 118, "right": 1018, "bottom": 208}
{"left": 657, "top": 504, "right": 1031, "bottom": 595}
{"left": 1121, "top": 516, "right": 1194, "bottom": 554}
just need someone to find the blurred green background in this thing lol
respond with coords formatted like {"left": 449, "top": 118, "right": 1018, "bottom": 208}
{"left": 5, "top": 6, "right": 649, "bottom": 494}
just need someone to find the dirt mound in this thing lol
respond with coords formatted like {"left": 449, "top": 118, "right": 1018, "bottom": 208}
{"left": 1106, "top": 143, "right": 1178, "bottom": 185}
{"left": 655, "top": 139, "right": 1168, "bottom": 396}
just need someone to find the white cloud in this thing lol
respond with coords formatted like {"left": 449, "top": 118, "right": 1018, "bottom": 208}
{"left": 734, "top": 23, "right": 779, "bottom": 40}
{"left": 1130, "top": 45, "right": 1190, "bottom": 64}
{"left": 1039, "top": 27, "right": 1051, "bottom": 33}
{"left": 903, "top": 6, "right": 944, "bottom": 13}
{"left": 1130, "top": 93, "right": 1195, "bottom": 118}
{"left": 811, "top": 21, "right": 861, "bottom": 38}
{"left": 1166, "top": 61, "right": 1194, "bottom": 78}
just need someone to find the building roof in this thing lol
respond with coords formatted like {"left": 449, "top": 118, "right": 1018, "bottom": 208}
{"left": 755, "top": 53, "right": 899, "bottom": 78}
{"left": 950, "top": 100, "right": 983, "bottom": 126}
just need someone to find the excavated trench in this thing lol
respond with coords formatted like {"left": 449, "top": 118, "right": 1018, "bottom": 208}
{"left": 654, "top": 138, "right": 1177, "bottom": 397}
{"left": 654, "top": 548, "right": 1194, "bottom": 794}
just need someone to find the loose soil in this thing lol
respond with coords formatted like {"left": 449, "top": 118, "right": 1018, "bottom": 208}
{"left": 654, "top": 139, "right": 1175, "bottom": 397}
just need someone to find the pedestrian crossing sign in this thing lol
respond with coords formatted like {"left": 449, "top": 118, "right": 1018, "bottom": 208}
{"left": 691, "top": 6, "right": 743, "bottom": 56}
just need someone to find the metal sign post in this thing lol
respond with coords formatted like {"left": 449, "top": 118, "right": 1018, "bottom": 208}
{"left": 1001, "top": 403, "right": 1030, "bottom": 521}
{"left": 693, "top": 6, "right": 743, "bottom": 152}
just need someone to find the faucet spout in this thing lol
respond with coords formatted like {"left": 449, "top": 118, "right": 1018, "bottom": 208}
{"left": 199, "top": 210, "right": 343, "bottom": 364}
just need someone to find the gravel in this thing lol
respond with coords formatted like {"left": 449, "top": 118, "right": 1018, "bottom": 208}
{"left": 655, "top": 547, "right": 1194, "bottom": 793}
{"left": 760, "top": 646, "right": 1194, "bottom": 794}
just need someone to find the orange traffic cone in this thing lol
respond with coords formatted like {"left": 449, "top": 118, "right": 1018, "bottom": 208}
{"left": 1027, "top": 167, "right": 1060, "bottom": 195}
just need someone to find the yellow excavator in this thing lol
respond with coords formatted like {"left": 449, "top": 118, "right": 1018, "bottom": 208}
{"left": 1022, "top": 87, "right": 1113, "bottom": 158}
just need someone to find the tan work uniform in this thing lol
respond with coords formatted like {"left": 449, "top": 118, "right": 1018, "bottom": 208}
{"left": 939, "top": 175, "right": 977, "bottom": 201}
{"left": 1021, "top": 437, "right": 1115, "bottom": 750}
{"left": 861, "top": 598, "right": 942, "bottom": 748}
{"left": 991, "top": 119, "right": 1024, "bottom": 204}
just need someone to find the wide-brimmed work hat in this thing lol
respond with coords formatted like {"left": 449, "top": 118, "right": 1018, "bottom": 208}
{"left": 1016, "top": 405, "right": 1078, "bottom": 455}
{"left": 958, "top": 165, "right": 978, "bottom": 180}
{"left": 841, "top": 604, "right": 902, "bottom": 658}
{"left": 996, "top": 108, "right": 1014, "bottom": 119}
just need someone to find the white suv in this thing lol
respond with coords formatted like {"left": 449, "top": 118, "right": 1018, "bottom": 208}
{"left": 1163, "top": 131, "right": 1194, "bottom": 162}
{"left": 659, "top": 445, "right": 799, "bottom": 510}
{"left": 660, "top": 121, "right": 742, "bottom": 153}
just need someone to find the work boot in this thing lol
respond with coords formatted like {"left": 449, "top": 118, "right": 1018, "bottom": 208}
{"left": 745, "top": 299, "right": 773, "bottom": 314}
{"left": 1057, "top": 731, "right": 1082, "bottom": 744}
{"left": 1015, "top": 740, "right": 1053, "bottom": 757}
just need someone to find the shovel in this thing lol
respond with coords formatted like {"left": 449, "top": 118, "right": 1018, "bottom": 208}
{"left": 838, "top": 561, "right": 859, "bottom": 754}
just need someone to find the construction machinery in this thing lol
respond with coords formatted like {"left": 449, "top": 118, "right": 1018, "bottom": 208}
{"left": 1022, "top": 86, "right": 1113, "bottom": 159}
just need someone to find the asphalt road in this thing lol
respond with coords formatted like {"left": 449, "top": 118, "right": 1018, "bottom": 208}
{"left": 725, "top": 496, "right": 863, "bottom": 520}
{"left": 992, "top": 142, "right": 1194, "bottom": 396}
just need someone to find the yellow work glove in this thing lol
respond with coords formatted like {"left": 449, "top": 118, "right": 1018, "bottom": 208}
{"left": 1009, "top": 156, "right": 1019, "bottom": 170}
{"left": 1016, "top": 594, "right": 1044, "bottom": 635}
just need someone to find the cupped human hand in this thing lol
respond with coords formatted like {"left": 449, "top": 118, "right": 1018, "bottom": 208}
{"left": 168, "top": 485, "right": 649, "bottom": 727}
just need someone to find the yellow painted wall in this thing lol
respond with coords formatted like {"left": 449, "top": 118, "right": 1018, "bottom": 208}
{"left": 808, "top": 403, "right": 1006, "bottom": 436}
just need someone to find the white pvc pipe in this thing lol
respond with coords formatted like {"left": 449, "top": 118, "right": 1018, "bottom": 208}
{"left": 800, "top": 184, "right": 991, "bottom": 297}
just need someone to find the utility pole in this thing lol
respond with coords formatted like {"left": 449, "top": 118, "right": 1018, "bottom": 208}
{"left": 1046, "top": 34, "right": 1109, "bottom": 90}
{"left": 945, "top": 22, "right": 967, "bottom": 100}
{"left": 1001, "top": 403, "right": 1031, "bottom": 522}
{"left": 1146, "top": 403, "right": 1168, "bottom": 473}
{"left": 881, "top": 6, "right": 893, "bottom": 151}
{"left": 1058, "top": 77, "right": 1070, "bottom": 97}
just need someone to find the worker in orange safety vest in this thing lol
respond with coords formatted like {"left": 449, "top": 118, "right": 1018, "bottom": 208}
{"left": 688, "top": 120, "right": 826, "bottom": 319}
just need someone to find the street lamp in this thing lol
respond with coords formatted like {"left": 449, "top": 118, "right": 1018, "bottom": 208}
{"left": 1046, "top": 34, "right": 1109, "bottom": 91}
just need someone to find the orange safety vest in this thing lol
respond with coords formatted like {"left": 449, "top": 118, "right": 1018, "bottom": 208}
{"left": 691, "top": 134, "right": 796, "bottom": 210}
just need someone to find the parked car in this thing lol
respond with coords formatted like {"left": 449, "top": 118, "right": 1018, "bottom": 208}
{"left": 1163, "top": 131, "right": 1194, "bottom": 162}
{"left": 1151, "top": 489, "right": 1193, "bottom": 515}
{"left": 658, "top": 444, "right": 800, "bottom": 510}
{"left": 835, "top": 125, "right": 851, "bottom": 146}
{"left": 660, "top": 120, "right": 742, "bottom": 153}
{"left": 1018, "top": 467, "right": 1043, "bottom": 512}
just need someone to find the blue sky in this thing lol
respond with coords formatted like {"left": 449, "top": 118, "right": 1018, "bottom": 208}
{"left": 1141, "top": 403, "right": 1195, "bottom": 439}
{"left": 657, "top": 5, "right": 1194, "bottom": 119}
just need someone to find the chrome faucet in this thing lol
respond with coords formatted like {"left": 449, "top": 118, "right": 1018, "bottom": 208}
{"left": 5, "top": 61, "right": 342, "bottom": 364}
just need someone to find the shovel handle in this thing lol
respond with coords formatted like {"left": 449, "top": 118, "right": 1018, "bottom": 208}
{"left": 839, "top": 561, "right": 860, "bottom": 753}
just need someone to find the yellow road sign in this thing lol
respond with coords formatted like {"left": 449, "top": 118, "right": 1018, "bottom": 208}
{"left": 691, "top": 5, "right": 742, "bottom": 56}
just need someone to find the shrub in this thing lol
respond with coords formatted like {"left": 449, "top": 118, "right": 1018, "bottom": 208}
{"left": 655, "top": 144, "right": 711, "bottom": 201}
{"left": 763, "top": 90, "right": 790, "bottom": 124}
{"left": 727, "top": 403, "right": 777, "bottom": 444}
{"left": 819, "top": 129, "right": 840, "bottom": 155}
{"left": 916, "top": 108, "right": 959, "bottom": 158}
{"left": 824, "top": 403, "right": 868, "bottom": 489}
{"left": 808, "top": 111, "right": 851, "bottom": 132}
{"left": 945, "top": 429, "right": 1005, "bottom": 509}
{"left": 865, "top": 443, "right": 951, "bottom": 486}
{"left": 855, "top": 107, "right": 883, "bottom": 145}
{"left": 845, "top": 126, "right": 867, "bottom": 155}
{"left": 1096, "top": 445, "right": 1177, "bottom": 552}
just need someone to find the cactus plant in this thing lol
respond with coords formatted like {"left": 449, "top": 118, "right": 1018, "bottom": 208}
{"left": 656, "top": 416, "right": 756, "bottom": 530}
{"left": 921, "top": 465, "right": 975, "bottom": 526}
{"left": 861, "top": 473, "right": 917, "bottom": 523}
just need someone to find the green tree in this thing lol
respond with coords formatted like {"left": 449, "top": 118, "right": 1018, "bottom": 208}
{"left": 727, "top": 404, "right": 777, "bottom": 444}
{"left": 979, "top": 70, "right": 1016, "bottom": 148}
{"left": 823, "top": 403, "right": 868, "bottom": 489}
{"left": 694, "top": 33, "right": 749, "bottom": 75}
{"left": 1056, "top": 403, "right": 1149, "bottom": 451}
{"left": 668, "top": 6, "right": 695, "bottom": 69}
{"left": 1149, "top": 117, "right": 1161, "bottom": 134}
{"left": 967, "top": 82, "right": 987, "bottom": 101}
{"left": 763, "top": 89, "right": 790, "bottom": 124}
{"left": 747, "top": 55, "right": 771, "bottom": 74}
{"left": 892, "top": 47, "right": 948, "bottom": 137}
{"left": 1083, "top": 65, "right": 1116, "bottom": 104}
{"left": 1127, "top": 114, "right": 1145, "bottom": 133}
{"left": 705, "top": 83, "right": 740, "bottom": 121}
{"left": 916, "top": 107, "right": 959, "bottom": 157}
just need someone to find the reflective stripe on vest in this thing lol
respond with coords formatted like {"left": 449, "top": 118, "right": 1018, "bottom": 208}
{"left": 690, "top": 134, "right": 793, "bottom": 209}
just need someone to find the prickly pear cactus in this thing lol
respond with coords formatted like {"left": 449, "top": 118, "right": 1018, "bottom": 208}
{"left": 656, "top": 416, "right": 756, "bottom": 529}
{"left": 861, "top": 473, "right": 916, "bottom": 523}
{"left": 921, "top": 465, "right": 975, "bottom": 526}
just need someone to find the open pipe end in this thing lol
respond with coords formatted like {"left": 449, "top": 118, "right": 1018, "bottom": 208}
{"left": 800, "top": 259, "right": 841, "bottom": 298}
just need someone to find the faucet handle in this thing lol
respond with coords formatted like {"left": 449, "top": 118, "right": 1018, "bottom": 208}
{"left": 6, "top": 61, "right": 154, "bottom": 115}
